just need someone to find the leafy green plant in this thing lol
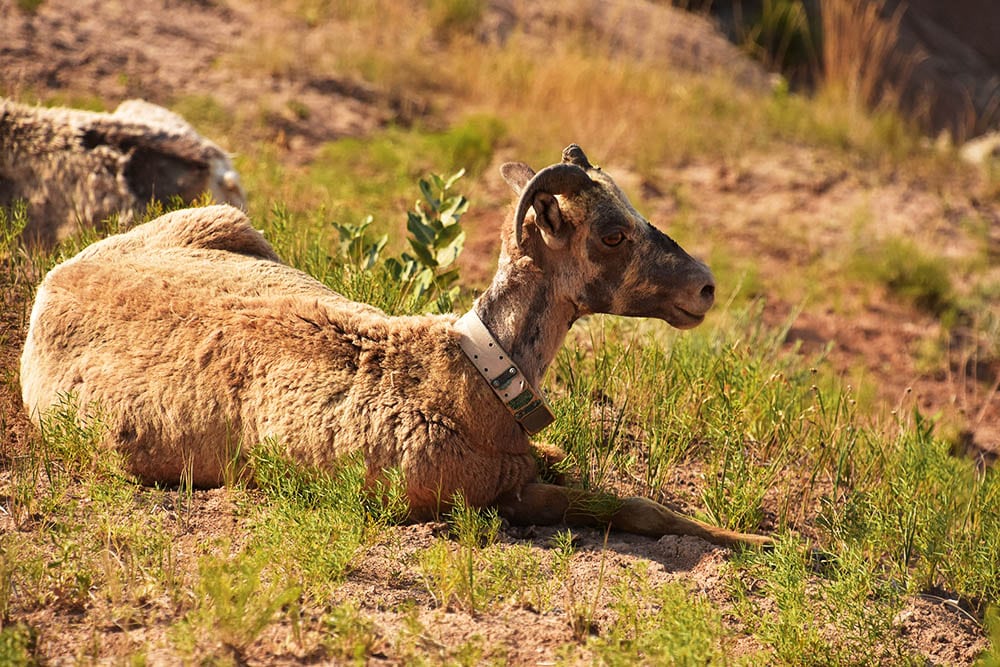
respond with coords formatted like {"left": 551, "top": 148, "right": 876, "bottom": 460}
{"left": 310, "top": 171, "right": 467, "bottom": 314}
{"left": 384, "top": 169, "right": 468, "bottom": 313}
{"left": 332, "top": 215, "right": 387, "bottom": 272}
{"left": 263, "top": 168, "right": 468, "bottom": 315}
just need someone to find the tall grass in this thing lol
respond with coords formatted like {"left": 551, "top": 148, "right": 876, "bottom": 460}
{"left": 545, "top": 305, "right": 1000, "bottom": 617}
{"left": 738, "top": 0, "right": 820, "bottom": 83}
{"left": 208, "top": 0, "right": 947, "bottom": 208}
{"left": 821, "top": 0, "right": 911, "bottom": 113}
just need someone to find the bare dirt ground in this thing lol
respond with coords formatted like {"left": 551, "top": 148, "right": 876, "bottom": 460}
{"left": 1, "top": 0, "right": 996, "bottom": 663}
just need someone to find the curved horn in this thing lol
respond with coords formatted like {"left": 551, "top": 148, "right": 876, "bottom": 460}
{"left": 562, "top": 144, "right": 594, "bottom": 169}
{"left": 514, "top": 163, "right": 594, "bottom": 247}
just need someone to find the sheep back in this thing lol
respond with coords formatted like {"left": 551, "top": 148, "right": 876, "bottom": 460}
{"left": 20, "top": 205, "right": 536, "bottom": 516}
{"left": 0, "top": 98, "right": 246, "bottom": 247}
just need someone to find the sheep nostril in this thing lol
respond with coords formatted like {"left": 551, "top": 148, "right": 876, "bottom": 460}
{"left": 700, "top": 283, "right": 715, "bottom": 302}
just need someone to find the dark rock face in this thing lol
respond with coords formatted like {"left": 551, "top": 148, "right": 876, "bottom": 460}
{"left": 890, "top": 0, "right": 1000, "bottom": 140}
{"left": 706, "top": 0, "right": 1000, "bottom": 141}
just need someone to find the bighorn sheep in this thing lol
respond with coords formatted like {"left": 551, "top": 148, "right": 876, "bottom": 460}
{"left": 20, "top": 145, "right": 769, "bottom": 547}
{"left": 0, "top": 97, "right": 246, "bottom": 247}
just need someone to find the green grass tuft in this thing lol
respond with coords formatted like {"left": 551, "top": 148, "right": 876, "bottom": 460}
{"left": 0, "top": 623, "right": 38, "bottom": 667}
{"left": 172, "top": 545, "right": 302, "bottom": 660}
{"left": 850, "top": 236, "right": 955, "bottom": 317}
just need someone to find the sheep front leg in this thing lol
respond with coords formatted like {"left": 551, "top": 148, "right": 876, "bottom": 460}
{"left": 497, "top": 482, "right": 772, "bottom": 548}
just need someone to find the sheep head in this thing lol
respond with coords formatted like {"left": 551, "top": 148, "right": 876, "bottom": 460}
{"left": 500, "top": 144, "right": 715, "bottom": 329}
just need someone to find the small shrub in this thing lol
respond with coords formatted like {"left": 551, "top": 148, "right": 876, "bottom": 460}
{"left": 428, "top": 0, "right": 484, "bottom": 40}
{"left": 850, "top": 236, "right": 955, "bottom": 317}
{"left": 0, "top": 623, "right": 38, "bottom": 666}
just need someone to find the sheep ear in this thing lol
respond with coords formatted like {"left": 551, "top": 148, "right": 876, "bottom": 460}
{"left": 530, "top": 192, "right": 570, "bottom": 250}
{"left": 500, "top": 162, "right": 534, "bottom": 194}
{"left": 510, "top": 163, "right": 593, "bottom": 249}
{"left": 503, "top": 162, "right": 567, "bottom": 249}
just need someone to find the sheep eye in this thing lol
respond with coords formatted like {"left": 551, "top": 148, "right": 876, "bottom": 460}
{"left": 602, "top": 231, "right": 625, "bottom": 247}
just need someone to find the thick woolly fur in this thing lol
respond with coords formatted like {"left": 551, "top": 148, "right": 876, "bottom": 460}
{"left": 0, "top": 98, "right": 246, "bottom": 247}
{"left": 20, "top": 205, "right": 535, "bottom": 518}
{"left": 18, "top": 146, "right": 769, "bottom": 548}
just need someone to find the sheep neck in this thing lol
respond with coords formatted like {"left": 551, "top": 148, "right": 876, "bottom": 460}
{"left": 472, "top": 259, "right": 576, "bottom": 388}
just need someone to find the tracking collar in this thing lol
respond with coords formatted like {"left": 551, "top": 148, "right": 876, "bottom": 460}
{"left": 453, "top": 310, "right": 556, "bottom": 435}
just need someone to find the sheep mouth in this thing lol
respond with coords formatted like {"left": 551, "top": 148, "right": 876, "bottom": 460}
{"left": 667, "top": 304, "right": 707, "bottom": 329}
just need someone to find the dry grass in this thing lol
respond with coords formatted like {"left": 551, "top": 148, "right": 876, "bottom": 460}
{"left": 820, "top": 0, "right": 913, "bottom": 113}
{"left": 224, "top": 1, "right": 770, "bottom": 168}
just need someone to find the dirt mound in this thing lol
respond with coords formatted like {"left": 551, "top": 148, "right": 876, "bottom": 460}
{"left": 0, "top": 0, "right": 409, "bottom": 162}
{"left": 484, "top": 0, "right": 774, "bottom": 91}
